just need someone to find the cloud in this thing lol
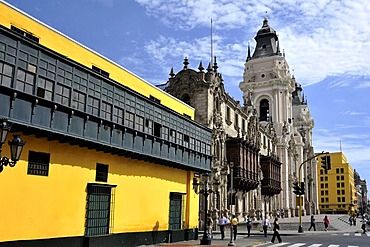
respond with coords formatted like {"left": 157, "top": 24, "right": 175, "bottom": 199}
{"left": 341, "top": 111, "right": 365, "bottom": 116}
{"left": 134, "top": 0, "right": 370, "bottom": 89}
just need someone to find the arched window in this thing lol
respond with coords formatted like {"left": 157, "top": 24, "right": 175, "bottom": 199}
{"left": 259, "top": 99, "right": 270, "bottom": 121}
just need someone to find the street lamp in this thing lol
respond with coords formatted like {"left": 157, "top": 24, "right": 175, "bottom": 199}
{"left": 0, "top": 119, "right": 25, "bottom": 173}
{"left": 228, "top": 162, "right": 235, "bottom": 246}
{"left": 193, "top": 173, "right": 220, "bottom": 245}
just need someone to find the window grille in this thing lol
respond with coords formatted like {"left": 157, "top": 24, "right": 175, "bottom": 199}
{"left": 96, "top": 163, "right": 109, "bottom": 182}
{"left": 169, "top": 192, "right": 185, "bottom": 230}
{"left": 27, "top": 151, "right": 50, "bottom": 176}
{"left": 85, "top": 184, "right": 116, "bottom": 237}
{"left": 0, "top": 62, "right": 13, "bottom": 87}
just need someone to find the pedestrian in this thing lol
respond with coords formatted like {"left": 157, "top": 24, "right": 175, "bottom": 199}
{"left": 231, "top": 214, "right": 238, "bottom": 241}
{"left": 281, "top": 209, "right": 285, "bottom": 219}
{"left": 246, "top": 215, "right": 252, "bottom": 237}
{"left": 349, "top": 215, "right": 353, "bottom": 226}
{"left": 308, "top": 215, "right": 316, "bottom": 231}
{"left": 261, "top": 215, "right": 271, "bottom": 237}
{"left": 207, "top": 213, "right": 213, "bottom": 239}
{"left": 217, "top": 213, "right": 227, "bottom": 240}
{"left": 361, "top": 216, "right": 367, "bottom": 233}
{"left": 323, "top": 215, "right": 330, "bottom": 231}
{"left": 353, "top": 214, "right": 357, "bottom": 226}
{"left": 271, "top": 217, "right": 282, "bottom": 243}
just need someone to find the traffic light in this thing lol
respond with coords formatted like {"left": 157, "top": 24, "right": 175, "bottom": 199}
{"left": 300, "top": 182, "right": 305, "bottom": 195}
{"left": 293, "top": 181, "right": 301, "bottom": 195}
{"left": 320, "top": 155, "right": 332, "bottom": 170}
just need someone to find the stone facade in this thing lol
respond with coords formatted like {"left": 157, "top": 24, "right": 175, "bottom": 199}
{"left": 162, "top": 17, "right": 318, "bottom": 222}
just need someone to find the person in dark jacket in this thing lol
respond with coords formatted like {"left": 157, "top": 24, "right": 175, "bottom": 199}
{"left": 246, "top": 215, "right": 252, "bottom": 237}
{"left": 308, "top": 215, "right": 316, "bottom": 231}
{"left": 271, "top": 218, "right": 282, "bottom": 243}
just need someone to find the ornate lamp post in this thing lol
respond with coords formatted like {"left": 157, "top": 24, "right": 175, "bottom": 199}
{"left": 228, "top": 162, "right": 235, "bottom": 246}
{"left": 193, "top": 173, "right": 220, "bottom": 245}
{"left": 0, "top": 119, "right": 26, "bottom": 173}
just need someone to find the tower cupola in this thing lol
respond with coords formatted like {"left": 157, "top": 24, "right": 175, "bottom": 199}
{"left": 252, "top": 17, "right": 279, "bottom": 59}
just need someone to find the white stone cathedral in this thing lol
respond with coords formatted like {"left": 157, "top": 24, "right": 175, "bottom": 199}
{"left": 163, "top": 17, "right": 318, "bottom": 222}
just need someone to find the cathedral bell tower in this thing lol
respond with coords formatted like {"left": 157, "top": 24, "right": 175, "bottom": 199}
{"left": 239, "top": 17, "right": 300, "bottom": 217}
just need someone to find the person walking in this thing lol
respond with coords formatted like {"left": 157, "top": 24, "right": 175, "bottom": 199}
{"left": 353, "top": 214, "right": 357, "bottom": 226}
{"left": 308, "top": 215, "right": 316, "bottom": 231}
{"left": 361, "top": 216, "right": 367, "bottom": 233}
{"left": 246, "top": 215, "right": 252, "bottom": 237}
{"left": 323, "top": 215, "right": 330, "bottom": 231}
{"left": 217, "top": 213, "right": 227, "bottom": 240}
{"left": 271, "top": 217, "right": 282, "bottom": 243}
{"left": 231, "top": 215, "right": 238, "bottom": 241}
{"left": 261, "top": 215, "right": 271, "bottom": 237}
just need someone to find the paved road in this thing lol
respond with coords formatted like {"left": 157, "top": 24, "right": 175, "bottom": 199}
{"left": 152, "top": 214, "right": 369, "bottom": 247}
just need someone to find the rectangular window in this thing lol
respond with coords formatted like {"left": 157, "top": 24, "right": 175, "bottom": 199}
{"left": 55, "top": 84, "right": 70, "bottom": 105}
{"left": 135, "top": 116, "right": 144, "bottom": 132}
{"left": 162, "top": 126, "right": 169, "bottom": 140}
{"left": 153, "top": 122, "right": 161, "bottom": 137}
{"left": 168, "top": 192, "right": 185, "bottom": 230}
{"left": 37, "top": 77, "right": 54, "bottom": 101}
{"left": 101, "top": 102, "right": 112, "bottom": 121}
{"left": 320, "top": 184, "right": 324, "bottom": 189}
{"left": 242, "top": 119, "right": 245, "bottom": 132}
{"left": 341, "top": 176, "right": 344, "bottom": 180}
{"left": 145, "top": 119, "right": 153, "bottom": 134}
{"left": 336, "top": 176, "right": 340, "bottom": 180}
{"left": 96, "top": 163, "right": 109, "bottom": 182}
{"left": 337, "top": 190, "right": 340, "bottom": 195}
{"left": 169, "top": 129, "right": 176, "bottom": 143}
{"left": 124, "top": 111, "right": 135, "bottom": 129}
{"left": 226, "top": 107, "right": 230, "bottom": 121}
{"left": 72, "top": 91, "right": 86, "bottom": 111}
{"left": 16, "top": 68, "right": 35, "bottom": 94}
{"left": 85, "top": 184, "right": 116, "bottom": 237}
{"left": 341, "top": 168, "right": 344, "bottom": 173}
{"left": 87, "top": 96, "right": 100, "bottom": 116}
{"left": 325, "top": 176, "right": 328, "bottom": 181}
{"left": 325, "top": 190, "right": 328, "bottom": 195}
{"left": 342, "top": 190, "right": 345, "bottom": 195}
{"left": 113, "top": 107, "right": 124, "bottom": 125}
{"left": 341, "top": 182, "right": 344, "bottom": 187}
{"left": 176, "top": 132, "right": 183, "bottom": 145}
{"left": 325, "top": 184, "right": 328, "bottom": 188}
{"left": 337, "top": 182, "right": 340, "bottom": 188}
{"left": 234, "top": 113, "right": 239, "bottom": 128}
{"left": 336, "top": 168, "right": 339, "bottom": 173}
{"left": 183, "top": 134, "right": 189, "bottom": 148}
{"left": 341, "top": 197, "right": 345, "bottom": 202}
{"left": 0, "top": 62, "right": 14, "bottom": 87}
{"left": 321, "top": 191, "right": 324, "bottom": 196}
{"left": 27, "top": 151, "right": 50, "bottom": 176}
{"left": 337, "top": 197, "right": 341, "bottom": 202}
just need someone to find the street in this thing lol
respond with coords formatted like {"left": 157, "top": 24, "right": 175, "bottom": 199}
{"left": 254, "top": 231, "right": 370, "bottom": 247}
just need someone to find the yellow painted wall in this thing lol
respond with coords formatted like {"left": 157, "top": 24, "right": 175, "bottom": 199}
{"left": 0, "top": 1, "right": 194, "bottom": 119}
{"left": 0, "top": 133, "right": 199, "bottom": 242}
{"left": 317, "top": 152, "right": 357, "bottom": 212}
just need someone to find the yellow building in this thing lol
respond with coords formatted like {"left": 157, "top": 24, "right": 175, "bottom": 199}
{"left": 0, "top": 1, "right": 212, "bottom": 246}
{"left": 317, "top": 152, "right": 357, "bottom": 214}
